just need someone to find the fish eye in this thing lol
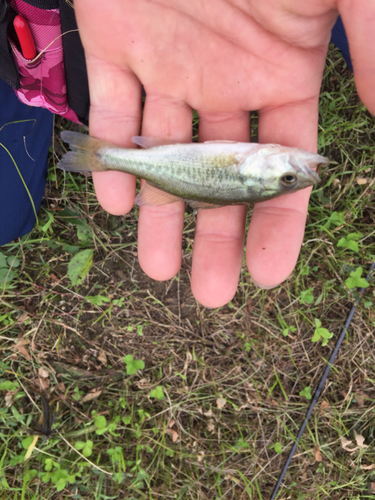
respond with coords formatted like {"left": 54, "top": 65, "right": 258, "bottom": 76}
{"left": 281, "top": 174, "right": 297, "bottom": 186}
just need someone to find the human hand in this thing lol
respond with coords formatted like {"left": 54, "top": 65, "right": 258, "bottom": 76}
{"left": 74, "top": 0, "right": 375, "bottom": 307}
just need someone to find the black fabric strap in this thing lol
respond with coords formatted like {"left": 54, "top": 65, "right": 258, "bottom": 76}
{"left": 0, "top": 0, "right": 19, "bottom": 88}
{"left": 59, "top": 0, "right": 89, "bottom": 124}
{"left": 19, "top": 0, "right": 59, "bottom": 9}
{"left": 0, "top": 0, "right": 9, "bottom": 22}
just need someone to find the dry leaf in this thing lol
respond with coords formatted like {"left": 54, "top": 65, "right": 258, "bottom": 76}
{"left": 17, "top": 312, "right": 29, "bottom": 324}
{"left": 356, "top": 177, "right": 368, "bottom": 185}
{"left": 355, "top": 433, "right": 368, "bottom": 449}
{"left": 197, "top": 451, "right": 205, "bottom": 463}
{"left": 207, "top": 419, "right": 215, "bottom": 433}
{"left": 98, "top": 349, "right": 107, "bottom": 365}
{"left": 237, "top": 404, "right": 251, "bottom": 411}
{"left": 216, "top": 398, "right": 226, "bottom": 409}
{"left": 332, "top": 178, "right": 341, "bottom": 188}
{"left": 371, "top": 483, "right": 375, "bottom": 493}
{"left": 38, "top": 367, "right": 49, "bottom": 378}
{"left": 183, "top": 351, "right": 192, "bottom": 372}
{"left": 203, "top": 408, "right": 214, "bottom": 418}
{"left": 31, "top": 376, "right": 50, "bottom": 391}
{"left": 82, "top": 388, "right": 102, "bottom": 403}
{"left": 135, "top": 378, "right": 152, "bottom": 389}
{"left": 168, "top": 419, "right": 176, "bottom": 428}
{"left": 340, "top": 437, "right": 358, "bottom": 453}
{"left": 97, "top": 410, "right": 110, "bottom": 415}
{"left": 5, "top": 393, "right": 14, "bottom": 407}
{"left": 39, "top": 377, "right": 50, "bottom": 390}
{"left": 14, "top": 338, "right": 31, "bottom": 360}
{"left": 314, "top": 445, "right": 322, "bottom": 462}
{"left": 25, "top": 435, "right": 39, "bottom": 460}
{"left": 225, "top": 474, "right": 240, "bottom": 484}
{"left": 361, "top": 464, "right": 375, "bottom": 471}
{"left": 170, "top": 430, "right": 179, "bottom": 443}
{"left": 320, "top": 400, "right": 331, "bottom": 412}
{"left": 165, "top": 429, "right": 179, "bottom": 442}
{"left": 354, "top": 391, "right": 368, "bottom": 408}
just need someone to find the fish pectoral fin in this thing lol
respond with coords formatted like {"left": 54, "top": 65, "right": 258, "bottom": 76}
{"left": 135, "top": 183, "right": 183, "bottom": 206}
{"left": 187, "top": 200, "right": 225, "bottom": 209}
{"left": 131, "top": 136, "right": 180, "bottom": 148}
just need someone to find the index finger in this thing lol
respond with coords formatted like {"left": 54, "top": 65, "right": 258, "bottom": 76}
{"left": 85, "top": 54, "right": 142, "bottom": 215}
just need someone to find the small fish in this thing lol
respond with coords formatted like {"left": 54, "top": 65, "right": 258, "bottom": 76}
{"left": 58, "top": 131, "right": 328, "bottom": 209}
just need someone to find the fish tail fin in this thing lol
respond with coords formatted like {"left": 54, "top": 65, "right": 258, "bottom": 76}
{"left": 58, "top": 131, "right": 111, "bottom": 173}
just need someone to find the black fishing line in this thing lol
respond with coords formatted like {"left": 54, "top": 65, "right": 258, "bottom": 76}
{"left": 270, "top": 261, "right": 375, "bottom": 500}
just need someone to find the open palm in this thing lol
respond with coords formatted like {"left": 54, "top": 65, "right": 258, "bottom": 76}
{"left": 75, "top": 0, "right": 375, "bottom": 307}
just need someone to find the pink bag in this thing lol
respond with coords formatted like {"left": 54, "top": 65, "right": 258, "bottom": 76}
{"left": 7, "top": 0, "right": 81, "bottom": 122}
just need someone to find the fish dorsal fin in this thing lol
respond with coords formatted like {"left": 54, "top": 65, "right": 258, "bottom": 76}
{"left": 131, "top": 136, "right": 179, "bottom": 148}
{"left": 135, "top": 182, "right": 183, "bottom": 206}
{"left": 187, "top": 200, "right": 224, "bottom": 209}
{"left": 203, "top": 140, "right": 237, "bottom": 144}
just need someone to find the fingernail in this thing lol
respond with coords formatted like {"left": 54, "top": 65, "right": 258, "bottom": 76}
{"left": 252, "top": 280, "right": 276, "bottom": 290}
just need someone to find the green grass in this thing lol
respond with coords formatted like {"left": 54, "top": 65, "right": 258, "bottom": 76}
{"left": 0, "top": 45, "right": 374, "bottom": 500}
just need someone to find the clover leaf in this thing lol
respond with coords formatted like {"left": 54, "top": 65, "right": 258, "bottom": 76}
{"left": 312, "top": 319, "right": 334, "bottom": 347}
{"left": 150, "top": 386, "right": 165, "bottom": 400}
{"left": 123, "top": 355, "right": 145, "bottom": 375}
{"left": 274, "top": 442, "right": 282, "bottom": 453}
{"left": 300, "top": 288, "right": 314, "bottom": 304}
{"left": 326, "top": 211, "right": 346, "bottom": 227}
{"left": 345, "top": 267, "right": 369, "bottom": 290}
{"left": 337, "top": 233, "right": 362, "bottom": 253}
{"left": 75, "top": 439, "right": 93, "bottom": 457}
{"left": 299, "top": 387, "right": 312, "bottom": 400}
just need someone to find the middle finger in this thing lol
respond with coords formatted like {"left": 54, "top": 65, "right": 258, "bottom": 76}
{"left": 138, "top": 94, "right": 192, "bottom": 281}
{"left": 191, "top": 111, "right": 250, "bottom": 307}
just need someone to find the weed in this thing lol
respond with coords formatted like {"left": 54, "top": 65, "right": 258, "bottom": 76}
{"left": 312, "top": 318, "right": 334, "bottom": 346}
{"left": 299, "top": 386, "right": 312, "bottom": 400}
{"left": 122, "top": 355, "right": 145, "bottom": 375}
{"left": 149, "top": 386, "right": 165, "bottom": 400}
{"left": 345, "top": 267, "right": 370, "bottom": 289}
{"left": 0, "top": 251, "right": 20, "bottom": 284}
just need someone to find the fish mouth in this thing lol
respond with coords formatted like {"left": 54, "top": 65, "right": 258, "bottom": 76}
{"left": 306, "top": 153, "right": 329, "bottom": 174}
{"left": 294, "top": 154, "right": 325, "bottom": 186}
{"left": 289, "top": 165, "right": 320, "bottom": 190}
{"left": 307, "top": 168, "right": 321, "bottom": 184}
{"left": 297, "top": 168, "right": 320, "bottom": 189}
